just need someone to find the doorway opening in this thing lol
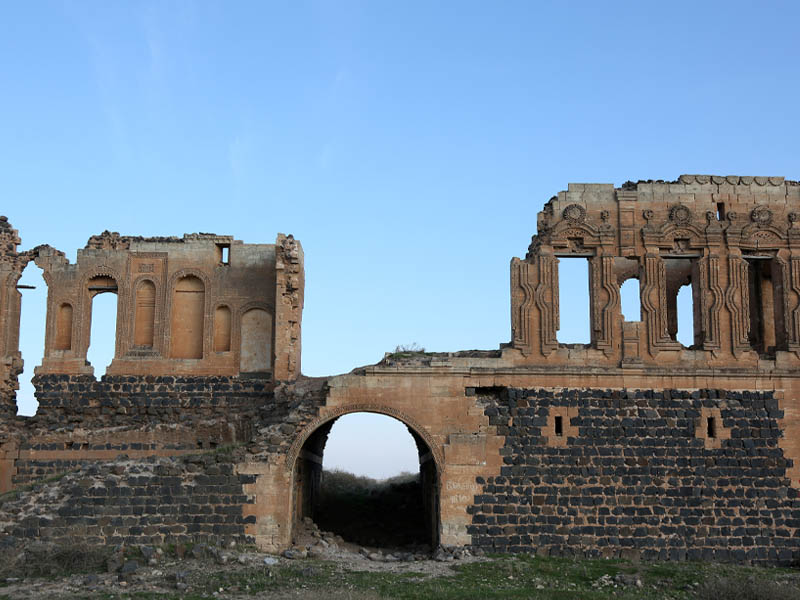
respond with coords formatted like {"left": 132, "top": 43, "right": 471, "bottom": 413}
{"left": 293, "top": 412, "right": 439, "bottom": 552}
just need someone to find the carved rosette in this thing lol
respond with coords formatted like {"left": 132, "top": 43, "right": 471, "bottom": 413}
{"left": 750, "top": 206, "right": 773, "bottom": 227}
{"left": 562, "top": 204, "right": 586, "bottom": 224}
{"left": 669, "top": 204, "right": 692, "bottom": 227}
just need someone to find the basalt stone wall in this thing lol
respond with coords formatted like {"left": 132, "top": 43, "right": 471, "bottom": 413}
{"left": 9, "top": 377, "right": 327, "bottom": 489}
{"left": 32, "top": 374, "right": 269, "bottom": 428}
{"left": 0, "top": 452, "right": 255, "bottom": 548}
{"left": 467, "top": 388, "right": 800, "bottom": 566}
{"left": 6, "top": 374, "right": 278, "bottom": 487}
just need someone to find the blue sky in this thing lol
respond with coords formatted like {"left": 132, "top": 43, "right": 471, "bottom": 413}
{"left": 3, "top": 1, "right": 800, "bottom": 477}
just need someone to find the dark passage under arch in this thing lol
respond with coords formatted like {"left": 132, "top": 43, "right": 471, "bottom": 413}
{"left": 292, "top": 411, "right": 440, "bottom": 550}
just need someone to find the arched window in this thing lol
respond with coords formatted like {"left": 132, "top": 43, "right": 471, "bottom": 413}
{"left": 619, "top": 278, "right": 641, "bottom": 321}
{"left": 54, "top": 303, "right": 73, "bottom": 350}
{"left": 86, "top": 275, "right": 118, "bottom": 376}
{"left": 170, "top": 275, "right": 204, "bottom": 359}
{"left": 240, "top": 308, "right": 271, "bottom": 372}
{"left": 133, "top": 280, "right": 156, "bottom": 347}
{"left": 213, "top": 305, "right": 231, "bottom": 352}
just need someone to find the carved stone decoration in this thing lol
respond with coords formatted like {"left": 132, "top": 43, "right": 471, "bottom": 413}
{"left": 750, "top": 206, "right": 773, "bottom": 227}
{"left": 777, "top": 256, "right": 791, "bottom": 352}
{"left": 789, "top": 212, "right": 800, "bottom": 224}
{"left": 534, "top": 255, "right": 559, "bottom": 356}
{"left": 510, "top": 259, "right": 535, "bottom": 356}
{"left": 275, "top": 234, "right": 305, "bottom": 380}
{"left": 562, "top": 204, "right": 586, "bottom": 224}
{"left": 699, "top": 256, "right": 722, "bottom": 352}
{"left": 725, "top": 256, "right": 751, "bottom": 357}
{"left": 789, "top": 257, "right": 800, "bottom": 355}
{"left": 0, "top": 216, "right": 31, "bottom": 418}
{"left": 590, "top": 256, "right": 619, "bottom": 356}
{"left": 641, "top": 254, "right": 681, "bottom": 356}
{"left": 642, "top": 209, "right": 654, "bottom": 223}
{"left": 669, "top": 204, "right": 692, "bottom": 227}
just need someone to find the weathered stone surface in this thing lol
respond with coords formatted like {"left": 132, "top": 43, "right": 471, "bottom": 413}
{"left": 2, "top": 175, "right": 800, "bottom": 565}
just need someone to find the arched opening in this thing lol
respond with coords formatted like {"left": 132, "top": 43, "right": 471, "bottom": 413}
{"left": 86, "top": 276, "right": 118, "bottom": 377}
{"left": 213, "top": 305, "right": 231, "bottom": 352}
{"left": 619, "top": 278, "right": 641, "bottom": 321}
{"left": 16, "top": 263, "right": 47, "bottom": 416}
{"left": 240, "top": 307, "right": 271, "bottom": 373}
{"left": 293, "top": 411, "right": 439, "bottom": 553}
{"left": 170, "top": 275, "right": 204, "bottom": 359}
{"left": 675, "top": 284, "right": 694, "bottom": 347}
{"left": 54, "top": 303, "right": 73, "bottom": 350}
{"left": 133, "top": 280, "right": 156, "bottom": 347}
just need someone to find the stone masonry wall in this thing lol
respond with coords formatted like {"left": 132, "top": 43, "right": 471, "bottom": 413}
{"left": 32, "top": 374, "right": 268, "bottom": 428}
{"left": 467, "top": 388, "right": 799, "bottom": 566}
{"left": 6, "top": 374, "right": 276, "bottom": 487}
{"left": 0, "top": 451, "right": 255, "bottom": 548}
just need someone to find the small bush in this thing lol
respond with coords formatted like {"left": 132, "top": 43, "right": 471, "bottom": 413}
{"left": 695, "top": 576, "right": 800, "bottom": 600}
{"left": 393, "top": 343, "right": 425, "bottom": 354}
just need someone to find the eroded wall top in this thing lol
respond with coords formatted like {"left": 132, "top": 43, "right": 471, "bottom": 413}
{"left": 511, "top": 175, "right": 800, "bottom": 369}
{"left": 0, "top": 222, "right": 304, "bottom": 414}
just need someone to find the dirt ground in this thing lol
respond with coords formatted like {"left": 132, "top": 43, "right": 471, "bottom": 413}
{"left": 0, "top": 521, "right": 484, "bottom": 599}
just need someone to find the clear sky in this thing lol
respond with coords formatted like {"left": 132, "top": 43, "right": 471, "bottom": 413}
{"left": 3, "top": 1, "right": 800, "bottom": 478}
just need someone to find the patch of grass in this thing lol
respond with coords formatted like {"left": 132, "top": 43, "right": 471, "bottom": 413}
{"left": 189, "top": 555, "right": 800, "bottom": 600}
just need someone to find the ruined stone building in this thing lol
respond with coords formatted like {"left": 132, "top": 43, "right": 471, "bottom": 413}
{"left": 2, "top": 174, "right": 800, "bottom": 565}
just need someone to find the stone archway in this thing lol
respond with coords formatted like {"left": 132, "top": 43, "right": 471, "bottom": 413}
{"left": 288, "top": 406, "right": 442, "bottom": 549}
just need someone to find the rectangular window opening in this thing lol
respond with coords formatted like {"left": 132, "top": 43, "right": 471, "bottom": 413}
{"left": 664, "top": 258, "right": 700, "bottom": 347}
{"left": 707, "top": 416, "right": 716, "bottom": 439}
{"left": 745, "top": 256, "right": 785, "bottom": 356}
{"left": 716, "top": 202, "right": 726, "bottom": 221}
{"left": 556, "top": 257, "right": 591, "bottom": 345}
{"left": 555, "top": 415, "right": 564, "bottom": 437}
{"left": 217, "top": 244, "right": 230, "bottom": 265}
